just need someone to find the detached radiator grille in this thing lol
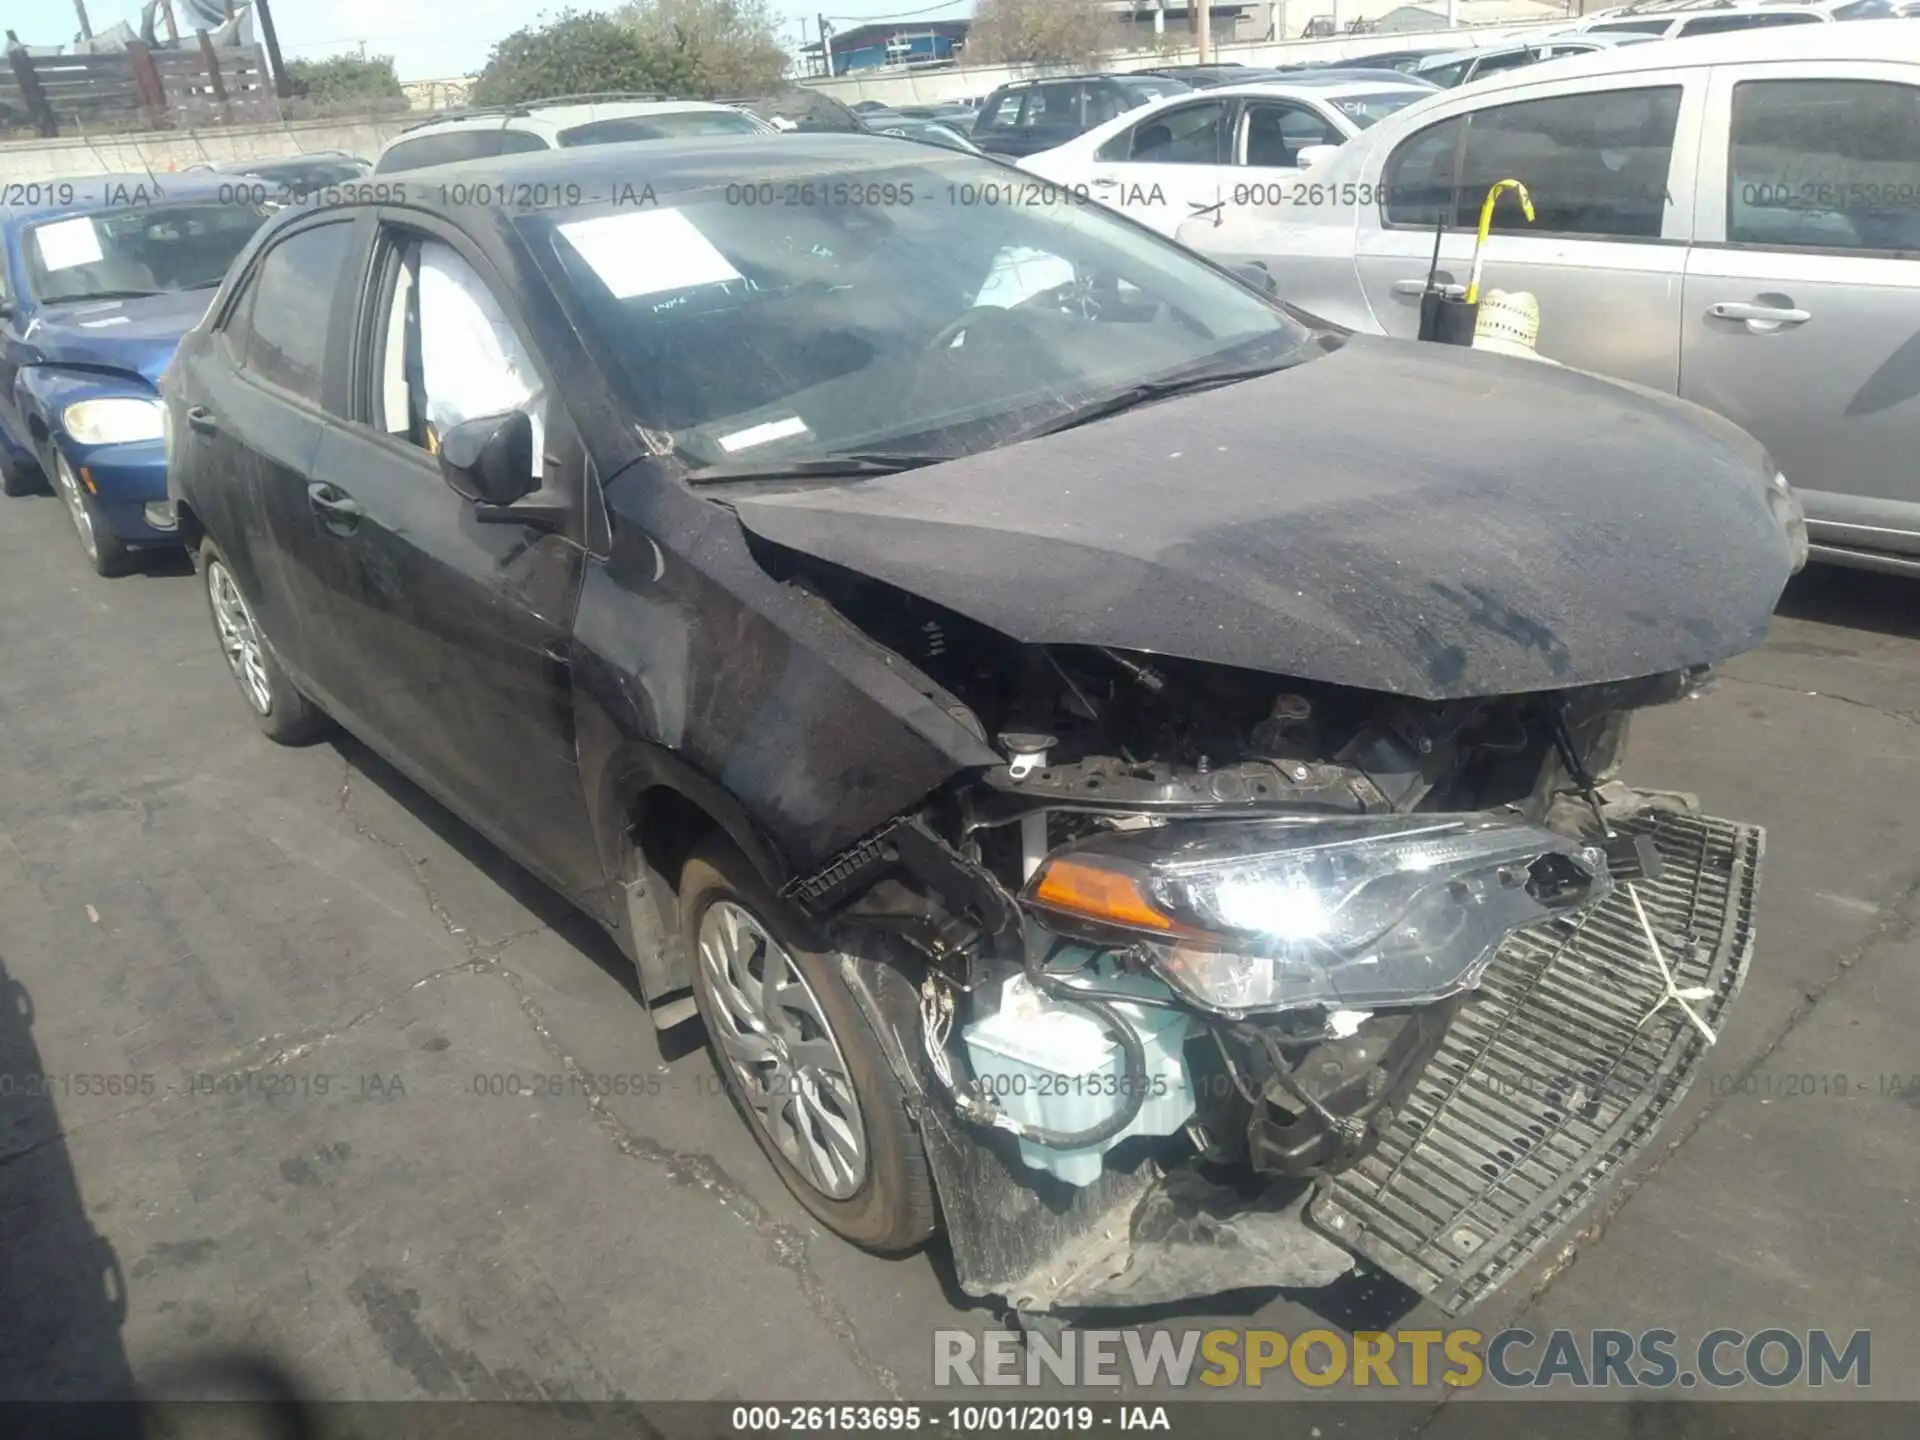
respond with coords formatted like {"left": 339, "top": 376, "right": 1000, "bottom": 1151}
{"left": 1309, "top": 808, "right": 1763, "bottom": 1314}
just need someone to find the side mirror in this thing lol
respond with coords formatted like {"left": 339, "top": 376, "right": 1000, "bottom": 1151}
{"left": 1294, "top": 145, "right": 1340, "bottom": 172}
{"left": 439, "top": 410, "right": 536, "bottom": 507}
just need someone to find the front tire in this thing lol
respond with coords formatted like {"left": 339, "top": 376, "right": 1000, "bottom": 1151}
{"left": 51, "top": 451, "right": 137, "bottom": 576}
{"left": 682, "top": 838, "right": 936, "bottom": 1253}
{"left": 197, "top": 537, "right": 331, "bottom": 745}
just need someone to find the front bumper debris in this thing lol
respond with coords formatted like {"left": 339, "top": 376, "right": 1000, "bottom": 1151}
{"left": 1309, "top": 808, "right": 1762, "bottom": 1313}
{"left": 913, "top": 807, "right": 1761, "bottom": 1316}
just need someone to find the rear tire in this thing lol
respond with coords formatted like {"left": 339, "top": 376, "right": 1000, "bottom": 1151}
{"left": 197, "top": 537, "right": 331, "bottom": 745}
{"left": 681, "top": 838, "right": 936, "bottom": 1253}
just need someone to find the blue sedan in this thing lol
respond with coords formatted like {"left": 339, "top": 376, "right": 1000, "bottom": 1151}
{"left": 0, "top": 175, "right": 271, "bottom": 574}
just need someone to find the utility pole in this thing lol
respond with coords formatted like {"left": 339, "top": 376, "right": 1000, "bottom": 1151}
{"left": 818, "top": 14, "right": 834, "bottom": 75}
{"left": 1190, "top": 1, "right": 1212, "bottom": 62}
{"left": 254, "top": 0, "right": 291, "bottom": 96}
{"left": 73, "top": 0, "right": 93, "bottom": 40}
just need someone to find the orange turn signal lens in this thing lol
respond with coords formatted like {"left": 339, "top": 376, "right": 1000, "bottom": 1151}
{"left": 80, "top": 466, "right": 97, "bottom": 494}
{"left": 1031, "top": 856, "right": 1175, "bottom": 933}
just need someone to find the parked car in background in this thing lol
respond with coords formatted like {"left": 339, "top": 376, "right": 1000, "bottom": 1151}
{"left": 1412, "top": 33, "right": 1660, "bottom": 88}
{"left": 0, "top": 175, "right": 273, "bottom": 574}
{"left": 971, "top": 73, "right": 1191, "bottom": 157}
{"left": 1021, "top": 78, "right": 1437, "bottom": 236}
{"left": 1570, "top": 0, "right": 1833, "bottom": 36}
{"left": 164, "top": 133, "right": 1791, "bottom": 1326}
{"left": 1180, "top": 21, "right": 1920, "bottom": 574}
{"left": 374, "top": 96, "right": 776, "bottom": 172}
{"left": 860, "top": 113, "right": 985, "bottom": 154}
{"left": 1134, "top": 63, "right": 1263, "bottom": 88}
{"left": 892, "top": 101, "right": 980, "bottom": 132}
{"left": 183, "top": 150, "right": 372, "bottom": 200}
{"left": 1249, "top": 65, "right": 1443, "bottom": 88}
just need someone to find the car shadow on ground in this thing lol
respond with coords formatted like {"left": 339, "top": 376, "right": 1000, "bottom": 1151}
{"left": 0, "top": 954, "right": 139, "bottom": 1404}
{"left": 1777, "top": 564, "right": 1919, "bottom": 640}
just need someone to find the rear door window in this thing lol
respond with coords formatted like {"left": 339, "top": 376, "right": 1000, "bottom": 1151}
{"left": 1727, "top": 78, "right": 1920, "bottom": 252}
{"left": 240, "top": 223, "right": 355, "bottom": 404}
{"left": 375, "top": 128, "right": 550, "bottom": 174}
{"left": 1116, "top": 100, "right": 1230, "bottom": 163}
{"left": 1385, "top": 85, "right": 1682, "bottom": 237}
{"left": 1677, "top": 11, "right": 1822, "bottom": 34}
{"left": 975, "top": 90, "right": 1028, "bottom": 132}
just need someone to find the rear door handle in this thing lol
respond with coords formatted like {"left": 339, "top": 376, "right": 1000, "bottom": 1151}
{"left": 307, "top": 481, "right": 362, "bottom": 531}
{"left": 1708, "top": 301, "right": 1810, "bottom": 328}
{"left": 186, "top": 405, "right": 219, "bottom": 435}
{"left": 1393, "top": 276, "right": 1465, "bottom": 298}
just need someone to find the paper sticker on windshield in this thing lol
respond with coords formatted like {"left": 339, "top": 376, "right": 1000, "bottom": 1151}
{"left": 34, "top": 216, "right": 106, "bottom": 272}
{"left": 557, "top": 210, "right": 740, "bottom": 299}
{"left": 717, "top": 416, "right": 809, "bottom": 452}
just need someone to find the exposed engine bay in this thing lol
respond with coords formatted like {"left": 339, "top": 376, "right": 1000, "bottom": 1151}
{"left": 762, "top": 556, "right": 1759, "bottom": 1317}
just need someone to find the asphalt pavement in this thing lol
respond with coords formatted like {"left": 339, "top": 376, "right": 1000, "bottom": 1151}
{"left": 3, "top": 483, "right": 1918, "bottom": 1420}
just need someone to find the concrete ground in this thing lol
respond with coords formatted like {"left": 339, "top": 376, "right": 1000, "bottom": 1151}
{"left": 2, "top": 484, "right": 1917, "bottom": 1423}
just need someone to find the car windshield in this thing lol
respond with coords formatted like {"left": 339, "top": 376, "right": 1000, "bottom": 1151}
{"left": 22, "top": 199, "right": 271, "bottom": 304}
{"left": 558, "top": 111, "right": 765, "bottom": 145}
{"left": 1330, "top": 90, "right": 1430, "bottom": 127}
{"left": 526, "top": 153, "right": 1312, "bottom": 473}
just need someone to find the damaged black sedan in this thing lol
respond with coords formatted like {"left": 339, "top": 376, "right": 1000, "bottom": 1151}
{"left": 162, "top": 136, "right": 1802, "bottom": 1321}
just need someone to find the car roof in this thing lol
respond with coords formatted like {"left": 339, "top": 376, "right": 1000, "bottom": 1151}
{"left": 1584, "top": 0, "right": 1826, "bottom": 15}
{"left": 396, "top": 98, "right": 753, "bottom": 140}
{"left": 1201, "top": 78, "right": 1435, "bottom": 101}
{"left": 368, "top": 132, "right": 956, "bottom": 196}
{"left": 1437, "top": 14, "right": 1917, "bottom": 89}
{"left": 1414, "top": 33, "right": 1647, "bottom": 66}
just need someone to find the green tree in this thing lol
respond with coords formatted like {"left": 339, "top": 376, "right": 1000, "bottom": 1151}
{"left": 472, "top": 10, "right": 705, "bottom": 106}
{"left": 621, "top": 0, "right": 788, "bottom": 98}
{"left": 968, "top": 0, "right": 1117, "bottom": 66}
{"left": 284, "top": 54, "right": 408, "bottom": 112}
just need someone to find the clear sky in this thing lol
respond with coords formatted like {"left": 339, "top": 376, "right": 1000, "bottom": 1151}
{"left": 12, "top": 0, "right": 972, "bottom": 82}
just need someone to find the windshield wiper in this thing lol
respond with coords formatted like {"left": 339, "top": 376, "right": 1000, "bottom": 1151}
{"left": 39, "top": 288, "right": 162, "bottom": 305}
{"left": 1003, "top": 360, "right": 1300, "bottom": 445}
{"left": 687, "top": 451, "right": 948, "bottom": 485}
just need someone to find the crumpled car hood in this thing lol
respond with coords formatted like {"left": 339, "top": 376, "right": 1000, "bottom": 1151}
{"left": 22, "top": 289, "right": 212, "bottom": 388}
{"left": 726, "top": 337, "right": 1794, "bottom": 702}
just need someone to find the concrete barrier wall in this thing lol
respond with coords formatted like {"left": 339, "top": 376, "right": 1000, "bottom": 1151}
{"left": 0, "top": 116, "right": 416, "bottom": 180}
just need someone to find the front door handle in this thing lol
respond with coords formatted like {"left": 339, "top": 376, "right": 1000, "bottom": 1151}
{"left": 1394, "top": 275, "right": 1465, "bottom": 298}
{"left": 1708, "top": 300, "right": 1810, "bottom": 330}
{"left": 307, "top": 481, "right": 362, "bottom": 532}
{"left": 186, "top": 405, "right": 219, "bottom": 435}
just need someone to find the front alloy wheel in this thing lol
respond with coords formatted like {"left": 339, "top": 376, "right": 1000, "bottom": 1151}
{"left": 680, "top": 839, "right": 936, "bottom": 1252}
{"left": 699, "top": 898, "right": 869, "bottom": 1199}
{"left": 53, "top": 452, "right": 134, "bottom": 576}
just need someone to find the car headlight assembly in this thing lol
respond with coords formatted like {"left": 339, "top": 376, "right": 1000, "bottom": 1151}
{"left": 62, "top": 397, "right": 165, "bottom": 446}
{"left": 1024, "top": 815, "right": 1613, "bottom": 1016}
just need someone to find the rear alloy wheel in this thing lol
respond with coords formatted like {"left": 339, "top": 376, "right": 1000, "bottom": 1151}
{"left": 52, "top": 452, "right": 136, "bottom": 576}
{"left": 682, "top": 839, "right": 936, "bottom": 1252}
{"left": 198, "top": 537, "right": 331, "bottom": 745}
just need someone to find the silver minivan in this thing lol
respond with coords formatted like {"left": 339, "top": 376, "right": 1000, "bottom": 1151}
{"left": 1182, "top": 22, "right": 1920, "bottom": 575}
